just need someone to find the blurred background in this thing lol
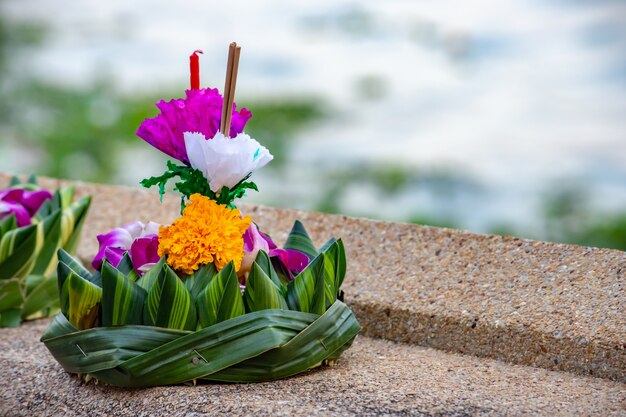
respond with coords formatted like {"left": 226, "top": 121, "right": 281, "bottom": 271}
{"left": 1, "top": 0, "right": 625, "bottom": 250}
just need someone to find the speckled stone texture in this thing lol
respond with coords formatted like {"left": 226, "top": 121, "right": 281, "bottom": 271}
{"left": 1, "top": 174, "right": 624, "bottom": 384}
{"left": 1, "top": 319, "right": 624, "bottom": 417}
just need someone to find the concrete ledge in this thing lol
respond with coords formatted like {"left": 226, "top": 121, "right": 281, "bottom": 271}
{"left": 1, "top": 174, "right": 624, "bottom": 382}
{"left": 1, "top": 319, "right": 624, "bottom": 416}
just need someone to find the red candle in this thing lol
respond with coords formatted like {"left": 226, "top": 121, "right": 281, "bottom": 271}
{"left": 189, "top": 50, "right": 203, "bottom": 90}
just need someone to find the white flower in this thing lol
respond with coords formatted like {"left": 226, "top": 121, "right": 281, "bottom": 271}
{"left": 184, "top": 131, "right": 273, "bottom": 193}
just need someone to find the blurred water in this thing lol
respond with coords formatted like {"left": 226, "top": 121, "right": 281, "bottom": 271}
{"left": 2, "top": 0, "right": 626, "bottom": 234}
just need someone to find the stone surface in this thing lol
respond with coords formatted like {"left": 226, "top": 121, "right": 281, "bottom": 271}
{"left": 1, "top": 319, "right": 624, "bottom": 417}
{"left": 1, "top": 173, "right": 624, "bottom": 382}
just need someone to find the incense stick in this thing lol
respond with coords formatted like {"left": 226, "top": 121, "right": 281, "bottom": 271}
{"left": 221, "top": 42, "right": 241, "bottom": 136}
{"left": 220, "top": 43, "right": 236, "bottom": 134}
{"left": 223, "top": 45, "right": 241, "bottom": 137}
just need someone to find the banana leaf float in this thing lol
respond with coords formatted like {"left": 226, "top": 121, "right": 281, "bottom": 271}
{"left": 42, "top": 45, "right": 360, "bottom": 386}
{"left": 42, "top": 221, "right": 360, "bottom": 387}
{"left": 0, "top": 175, "right": 91, "bottom": 327}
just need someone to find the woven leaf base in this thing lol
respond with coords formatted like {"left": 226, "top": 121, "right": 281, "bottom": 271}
{"left": 42, "top": 300, "right": 360, "bottom": 387}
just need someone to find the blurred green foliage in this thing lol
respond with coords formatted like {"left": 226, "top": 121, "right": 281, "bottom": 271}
{"left": 540, "top": 187, "right": 626, "bottom": 250}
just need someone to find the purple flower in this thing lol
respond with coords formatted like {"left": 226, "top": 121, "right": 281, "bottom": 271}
{"left": 136, "top": 88, "right": 252, "bottom": 164}
{"left": 240, "top": 223, "right": 270, "bottom": 276}
{"left": 240, "top": 223, "right": 309, "bottom": 279}
{"left": 92, "top": 221, "right": 161, "bottom": 275}
{"left": 268, "top": 247, "right": 310, "bottom": 278}
{"left": 0, "top": 188, "right": 53, "bottom": 227}
{"left": 130, "top": 236, "right": 160, "bottom": 274}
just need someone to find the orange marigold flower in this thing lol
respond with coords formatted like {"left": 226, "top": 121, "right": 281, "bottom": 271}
{"left": 158, "top": 194, "right": 251, "bottom": 274}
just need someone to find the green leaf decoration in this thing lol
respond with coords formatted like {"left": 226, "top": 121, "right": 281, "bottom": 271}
{"left": 58, "top": 186, "right": 75, "bottom": 209}
{"left": 114, "top": 252, "right": 134, "bottom": 276}
{"left": 60, "top": 196, "right": 92, "bottom": 254}
{"left": 58, "top": 249, "right": 92, "bottom": 278}
{"left": 270, "top": 257, "right": 293, "bottom": 287}
{"left": 196, "top": 262, "right": 245, "bottom": 329}
{"left": 41, "top": 301, "right": 360, "bottom": 386}
{"left": 101, "top": 261, "right": 146, "bottom": 326}
{"left": 284, "top": 220, "right": 318, "bottom": 260}
{"left": 244, "top": 262, "right": 288, "bottom": 313}
{"left": 0, "top": 214, "right": 17, "bottom": 241}
{"left": 207, "top": 301, "right": 361, "bottom": 382}
{"left": 0, "top": 308, "right": 22, "bottom": 327}
{"left": 57, "top": 249, "right": 101, "bottom": 298}
{"left": 136, "top": 257, "right": 166, "bottom": 292}
{"left": 24, "top": 274, "right": 45, "bottom": 293}
{"left": 322, "top": 238, "right": 347, "bottom": 303}
{"left": 255, "top": 250, "right": 288, "bottom": 291}
{"left": 141, "top": 161, "right": 259, "bottom": 211}
{"left": 126, "top": 270, "right": 139, "bottom": 283}
{"left": 9, "top": 176, "right": 20, "bottom": 187}
{"left": 144, "top": 264, "right": 196, "bottom": 330}
{"left": 0, "top": 278, "right": 24, "bottom": 312}
{"left": 0, "top": 180, "right": 92, "bottom": 327}
{"left": 185, "top": 263, "right": 217, "bottom": 301}
{"left": 30, "top": 209, "right": 63, "bottom": 275}
{"left": 0, "top": 223, "right": 43, "bottom": 279}
{"left": 60, "top": 271, "right": 102, "bottom": 330}
{"left": 286, "top": 254, "right": 326, "bottom": 315}
{"left": 22, "top": 276, "right": 59, "bottom": 319}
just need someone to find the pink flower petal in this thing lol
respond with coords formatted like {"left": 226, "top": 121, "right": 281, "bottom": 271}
{"left": 0, "top": 188, "right": 24, "bottom": 203}
{"left": 129, "top": 235, "right": 160, "bottom": 276}
{"left": 91, "top": 227, "right": 134, "bottom": 269}
{"left": 269, "top": 248, "right": 309, "bottom": 276}
{"left": 0, "top": 201, "right": 31, "bottom": 227}
{"left": 240, "top": 223, "right": 270, "bottom": 276}
{"left": 103, "top": 247, "right": 127, "bottom": 269}
{"left": 122, "top": 221, "right": 145, "bottom": 239}
{"left": 21, "top": 190, "right": 53, "bottom": 215}
{"left": 136, "top": 88, "right": 252, "bottom": 164}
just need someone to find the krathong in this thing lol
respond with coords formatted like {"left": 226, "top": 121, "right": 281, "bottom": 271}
{"left": 41, "top": 43, "right": 360, "bottom": 387}
{"left": 0, "top": 176, "right": 91, "bottom": 327}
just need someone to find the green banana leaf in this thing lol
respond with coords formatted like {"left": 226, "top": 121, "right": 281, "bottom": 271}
{"left": 284, "top": 220, "right": 318, "bottom": 260}
{"left": 286, "top": 253, "right": 326, "bottom": 315}
{"left": 0, "top": 223, "right": 42, "bottom": 279}
{"left": 144, "top": 263, "right": 196, "bottom": 330}
{"left": 205, "top": 300, "right": 360, "bottom": 382}
{"left": 185, "top": 263, "right": 216, "bottom": 301}
{"left": 0, "top": 179, "right": 91, "bottom": 327}
{"left": 0, "top": 308, "right": 22, "bottom": 327}
{"left": 60, "top": 271, "right": 102, "bottom": 330}
{"left": 0, "top": 214, "right": 17, "bottom": 241}
{"left": 113, "top": 253, "right": 135, "bottom": 276}
{"left": 196, "top": 262, "right": 244, "bottom": 328}
{"left": 42, "top": 221, "right": 359, "bottom": 386}
{"left": 60, "top": 196, "right": 91, "bottom": 254}
{"left": 0, "top": 279, "right": 23, "bottom": 313}
{"left": 136, "top": 257, "right": 165, "bottom": 291}
{"left": 254, "top": 249, "right": 287, "bottom": 292}
{"left": 101, "top": 261, "right": 146, "bottom": 326}
{"left": 22, "top": 276, "right": 59, "bottom": 319}
{"left": 30, "top": 210, "right": 63, "bottom": 275}
{"left": 41, "top": 300, "right": 360, "bottom": 387}
{"left": 244, "top": 261, "right": 289, "bottom": 312}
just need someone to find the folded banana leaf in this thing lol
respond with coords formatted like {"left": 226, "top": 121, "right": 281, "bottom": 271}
{"left": 0, "top": 176, "right": 91, "bottom": 327}
{"left": 41, "top": 220, "right": 360, "bottom": 386}
{"left": 41, "top": 301, "right": 360, "bottom": 387}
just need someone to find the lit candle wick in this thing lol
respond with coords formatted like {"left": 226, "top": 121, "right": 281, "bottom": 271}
{"left": 189, "top": 50, "right": 203, "bottom": 90}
